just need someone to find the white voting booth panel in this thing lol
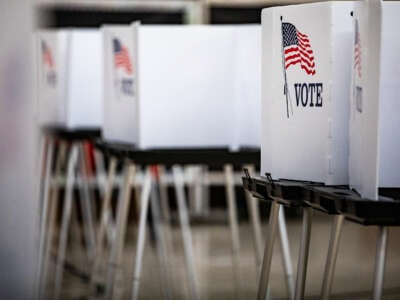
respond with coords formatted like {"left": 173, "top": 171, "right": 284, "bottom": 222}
{"left": 36, "top": 31, "right": 68, "bottom": 126}
{"left": 349, "top": 1, "right": 400, "bottom": 199}
{"left": 232, "top": 26, "right": 261, "bottom": 149}
{"left": 36, "top": 29, "right": 103, "bottom": 129}
{"left": 102, "top": 24, "right": 261, "bottom": 149}
{"left": 261, "top": 2, "right": 354, "bottom": 185}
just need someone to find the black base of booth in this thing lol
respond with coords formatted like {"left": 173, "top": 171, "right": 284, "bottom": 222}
{"left": 242, "top": 172, "right": 400, "bottom": 226}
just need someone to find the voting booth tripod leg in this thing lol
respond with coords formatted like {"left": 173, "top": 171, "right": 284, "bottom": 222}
{"left": 53, "top": 144, "right": 79, "bottom": 300}
{"left": 158, "top": 165, "right": 172, "bottom": 223}
{"left": 149, "top": 173, "right": 173, "bottom": 300}
{"left": 224, "top": 164, "right": 242, "bottom": 297}
{"left": 36, "top": 137, "right": 54, "bottom": 300}
{"left": 157, "top": 166, "right": 176, "bottom": 296}
{"left": 77, "top": 142, "right": 96, "bottom": 263}
{"left": 243, "top": 165, "right": 264, "bottom": 267}
{"left": 40, "top": 141, "right": 67, "bottom": 299}
{"left": 90, "top": 157, "right": 117, "bottom": 291}
{"left": 278, "top": 206, "right": 295, "bottom": 300}
{"left": 94, "top": 149, "right": 115, "bottom": 247}
{"left": 131, "top": 168, "right": 152, "bottom": 300}
{"left": 202, "top": 165, "right": 210, "bottom": 216}
{"left": 105, "top": 162, "right": 135, "bottom": 300}
{"left": 294, "top": 207, "right": 313, "bottom": 300}
{"left": 173, "top": 165, "right": 199, "bottom": 300}
{"left": 321, "top": 214, "right": 344, "bottom": 300}
{"left": 257, "top": 200, "right": 280, "bottom": 300}
{"left": 373, "top": 226, "right": 388, "bottom": 300}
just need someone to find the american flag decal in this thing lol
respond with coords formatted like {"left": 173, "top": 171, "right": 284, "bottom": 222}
{"left": 282, "top": 22, "right": 316, "bottom": 75}
{"left": 354, "top": 19, "right": 361, "bottom": 78}
{"left": 41, "top": 41, "right": 54, "bottom": 69}
{"left": 113, "top": 38, "right": 133, "bottom": 75}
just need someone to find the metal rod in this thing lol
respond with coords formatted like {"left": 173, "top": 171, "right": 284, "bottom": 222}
{"left": 78, "top": 142, "right": 96, "bottom": 262}
{"left": 244, "top": 165, "right": 264, "bottom": 268}
{"left": 40, "top": 141, "right": 67, "bottom": 299}
{"left": 131, "top": 168, "right": 152, "bottom": 300}
{"left": 321, "top": 214, "right": 344, "bottom": 300}
{"left": 36, "top": 137, "right": 54, "bottom": 300}
{"left": 373, "top": 226, "right": 388, "bottom": 300}
{"left": 53, "top": 144, "right": 79, "bottom": 300}
{"left": 224, "top": 164, "right": 242, "bottom": 298}
{"left": 173, "top": 165, "right": 199, "bottom": 300}
{"left": 158, "top": 165, "right": 171, "bottom": 223}
{"left": 149, "top": 173, "right": 172, "bottom": 300}
{"left": 105, "top": 162, "right": 135, "bottom": 299}
{"left": 294, "top": 207, "right": 313, "bottom": 300}
{"left": 90, "top": 157, "right": 117, "bottom": 290}
{"left": 278, "top": 206, "right": 295, "bottom": 300}
{"left": 257, "top": 201, "right": 280, "bottom": 300}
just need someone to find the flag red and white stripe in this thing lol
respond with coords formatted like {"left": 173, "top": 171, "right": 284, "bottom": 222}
{"left": 113, "top": 38, "right": 133, "bottom": 74}
{"left": 282, "top": 22, "right": 316, "bottom": 75}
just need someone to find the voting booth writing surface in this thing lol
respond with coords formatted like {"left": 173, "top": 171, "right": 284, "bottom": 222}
{"left": 261, "top": 2, "right": 354, "bottom": 185}
{"left": 102, "top": 24, "right": 261, "bottom": 150}
{"left": 36, "top": 29, "right": 103, "bottom": 129}
{"left": 349, "top": 1, "right": 400, "bottom": 199}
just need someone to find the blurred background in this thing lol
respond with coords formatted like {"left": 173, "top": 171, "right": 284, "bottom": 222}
{"left": 1, "top": 1, "right": 400, "bottom": 300}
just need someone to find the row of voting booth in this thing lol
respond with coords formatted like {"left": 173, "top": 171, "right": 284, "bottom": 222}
{"left": 35, "top": 22, "right": 264, "bottom": 300}
{"left": 37, "top": 24, "right": 261, "bottom": 149}
{"left": 34, "top": 0, "right": 400, "bottom": 299}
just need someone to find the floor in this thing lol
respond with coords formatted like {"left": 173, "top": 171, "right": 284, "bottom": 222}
{"left": 46, "top": 210, "right": 400, "bottom": 300}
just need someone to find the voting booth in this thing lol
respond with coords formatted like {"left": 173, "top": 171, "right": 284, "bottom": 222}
{"left": 261, "top": 2, "right": 354, "bottom": 184}
{"left": 102, "top": 24, "right": 261, "bottom": 149}
{"left": 349, "top": 1, "right": 400, "bottom": 199}
{"left": 36, "top": 29, "right": 103, "bottom": 129}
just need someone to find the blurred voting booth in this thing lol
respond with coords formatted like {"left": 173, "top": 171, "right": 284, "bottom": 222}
{"left": 102, "top": 24, "right": 261, "bottom": 149}
{"left": 349, "top": 1, "right": 400, "bottom": 199}
{"left": 36, "top": 29, "right": 103, "bottom": 129}
{"left": 261, "top": 2, "right": 354, "bottom": 185}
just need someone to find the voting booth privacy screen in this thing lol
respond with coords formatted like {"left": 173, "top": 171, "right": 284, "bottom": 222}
{"left": 36, "top": 29, "right": 103, "bottom": 129}
{"left": 261, "top": 2, "right": 354, "bottom": 185}
{"left": 102, "top": 24, "right": 261, "bottom": 150}
{"left": 349, "top": 1, "right": 400, "bottom": 199}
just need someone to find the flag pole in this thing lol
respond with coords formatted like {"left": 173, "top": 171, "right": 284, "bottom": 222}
{"left": 280, "top": 16, "right": 290, "bottom": 118}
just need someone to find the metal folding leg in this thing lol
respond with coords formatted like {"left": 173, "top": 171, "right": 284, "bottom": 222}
{"left": 224, "top": 164, "right": 242, "bottom": 298}
{"left": 90, "top": 157, "right": 117, "bottom": 290}
{"left": 244, "top": 165, "right": 264, "bottom": 267}
{"left": 294, "top": 207, "right": 313, "bottom": 300}
{"left": 149, "top": 174, "right": 172, "bottom": 300}
{"left": 105, "top": 162, "right": 135, "bottom": 299}
{"left": 157, "top": 165, "right": 176, "bottom": 295}
{"left": 53, "top": 144, "right": 79, "bottom": 300}
{"left": 131, "top": 168, "right": 152, "bottom": 300}
{"left": 36, "top": 137, "right": 54, "bottom": 300}
{"left": 278, "top": 206, "right": 295, "bottom": 300}
{"left": 321, "top": 214, "right": 344, "bottom": 300}
{"left": 39, "top": 141, "right": 67, "bottom": 299}
{"left": 78, "top": 142, "right": 96, "bottom": 262}
{"left": 94, "top": 149, "right": 115, "bottom": 248}
{"left": 257, "top": 201, "right": 280, "bottom": 300}
{"left": 158, "top": 165, "right": 171, "bottom": 222}
{"left": 173, "top": 165, "right": 199, "bottom": 300}
{"left": 373, "top": 226, "right": 388, "bottom": 300}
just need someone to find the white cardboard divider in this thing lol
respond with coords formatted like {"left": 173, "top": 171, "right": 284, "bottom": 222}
{"left": 36, "top": 30, "right": 66, "bottom": 126}
{"left": 102, "top": 24, "right": 261, "bottom": 149}
{"left": 36, "top": 29, "right": 103, "bottom": 129}
{"left": 349, "top": 1, "right": 400, "bottom": 199}
{"left": 261, "top": 2, "right": 354, "bottom": 185}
